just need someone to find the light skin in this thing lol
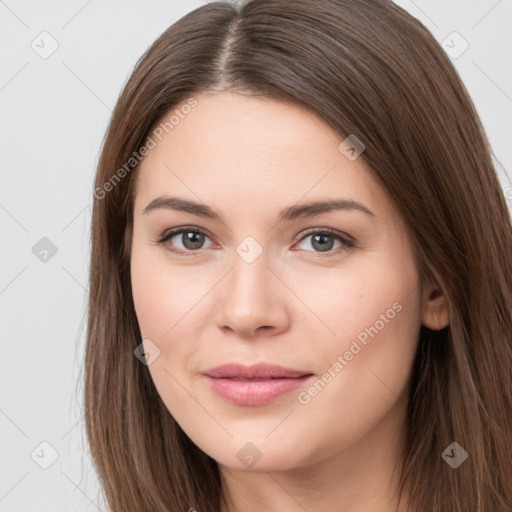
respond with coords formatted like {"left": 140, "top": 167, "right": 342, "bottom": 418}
{"left": 130, "top": 91, "right": 450, "bottom": 512}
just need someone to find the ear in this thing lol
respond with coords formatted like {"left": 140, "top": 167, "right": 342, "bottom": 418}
{"left": 421, "top": 278, "right": 450, "bottom": 330}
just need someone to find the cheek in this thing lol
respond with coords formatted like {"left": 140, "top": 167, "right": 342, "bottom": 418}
{"left": 301, "top": 255, "right": 422, "bottom": 419}
{"left": 130, "top": 241, "right": 200, "bottom": 341}
{"left": 130, "top": 244, "right": 211, "bottom": 404}
{"left": 285, "top": 254, "right": 420, "bottom": 352}
{"left": 295, "top": 249, "right": 422, "bottom": 405}
{"left": 131, "top": 267, "right": 169, "bottom": 340}
{"left": 130, "top": 251, "right": 199, "bottom": 416}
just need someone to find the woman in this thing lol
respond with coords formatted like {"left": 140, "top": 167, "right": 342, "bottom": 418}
{"left": 84, "top": 1, "right": 512, "bottom": 511}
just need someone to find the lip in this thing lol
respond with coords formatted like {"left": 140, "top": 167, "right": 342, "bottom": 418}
{"left": 202, "top": 363, "right": 314, "bottom": 406}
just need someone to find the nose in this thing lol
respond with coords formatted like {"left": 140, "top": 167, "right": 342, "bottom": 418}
{"left": 216, "top": 250, "right": 290, "bottom": 338}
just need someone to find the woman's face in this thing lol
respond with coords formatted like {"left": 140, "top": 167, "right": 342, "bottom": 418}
{"left": 130, "top": 91, "right": 429, "bottom": 472}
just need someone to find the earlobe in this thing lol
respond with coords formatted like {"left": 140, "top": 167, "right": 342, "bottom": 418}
{"left": 421, "top": 287, "right": 450, "bottom": 330}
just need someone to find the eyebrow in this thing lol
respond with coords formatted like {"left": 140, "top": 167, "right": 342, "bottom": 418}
{"left": 142, "top": 196, "right": 376, "bottom": 222}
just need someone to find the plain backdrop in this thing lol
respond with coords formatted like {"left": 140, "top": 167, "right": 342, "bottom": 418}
{"left": 1, "top": 1, "right": 511, "bottom": 510}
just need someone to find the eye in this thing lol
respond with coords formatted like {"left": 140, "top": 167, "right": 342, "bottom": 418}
{"left": 155, "top": 226, "right": 355, "bottom": 257}
{"left": 156, "top": 227, "right": 215, "bottom": 255}
{"left": 293, "top": 228, "right": 355, "bottom": 256}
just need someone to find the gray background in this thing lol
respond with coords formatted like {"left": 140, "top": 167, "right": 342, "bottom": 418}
{"left": 1, "top": 1, "right": 511, "bottom": 510}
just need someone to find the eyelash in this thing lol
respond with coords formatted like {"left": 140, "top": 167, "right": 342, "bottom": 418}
{"left": 154, "top": 226, "right": 356, "bottom": 258}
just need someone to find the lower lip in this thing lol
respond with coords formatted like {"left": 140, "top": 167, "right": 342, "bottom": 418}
{"left": 203, "top": 374, "right": 314, "bottom": 406}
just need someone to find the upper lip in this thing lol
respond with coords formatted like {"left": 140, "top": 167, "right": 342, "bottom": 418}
{"left": 202, "top": 363, "right": 312, "bottom": 379}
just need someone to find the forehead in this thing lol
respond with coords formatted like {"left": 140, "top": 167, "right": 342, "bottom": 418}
{"left": 133, "top": 91, "right": 389, "bottom": 221}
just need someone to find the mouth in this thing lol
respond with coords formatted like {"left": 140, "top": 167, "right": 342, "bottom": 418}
{"left": 202, "top": 363, "right": 314, "bottom": 406}
{"left": 202, "top": 362, "right": 312, "bottom": 379}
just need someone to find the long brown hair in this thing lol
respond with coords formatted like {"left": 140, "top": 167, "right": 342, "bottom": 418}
{"left": 84, "top": 1, "right": 512, "bottom": 510}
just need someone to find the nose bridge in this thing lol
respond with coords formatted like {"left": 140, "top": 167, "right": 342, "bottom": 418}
{"left": 217, "top": 237, "right": 288, "bottom": 335}
{"left": 228, "top": 239, "right": 273, "bottom": 308}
